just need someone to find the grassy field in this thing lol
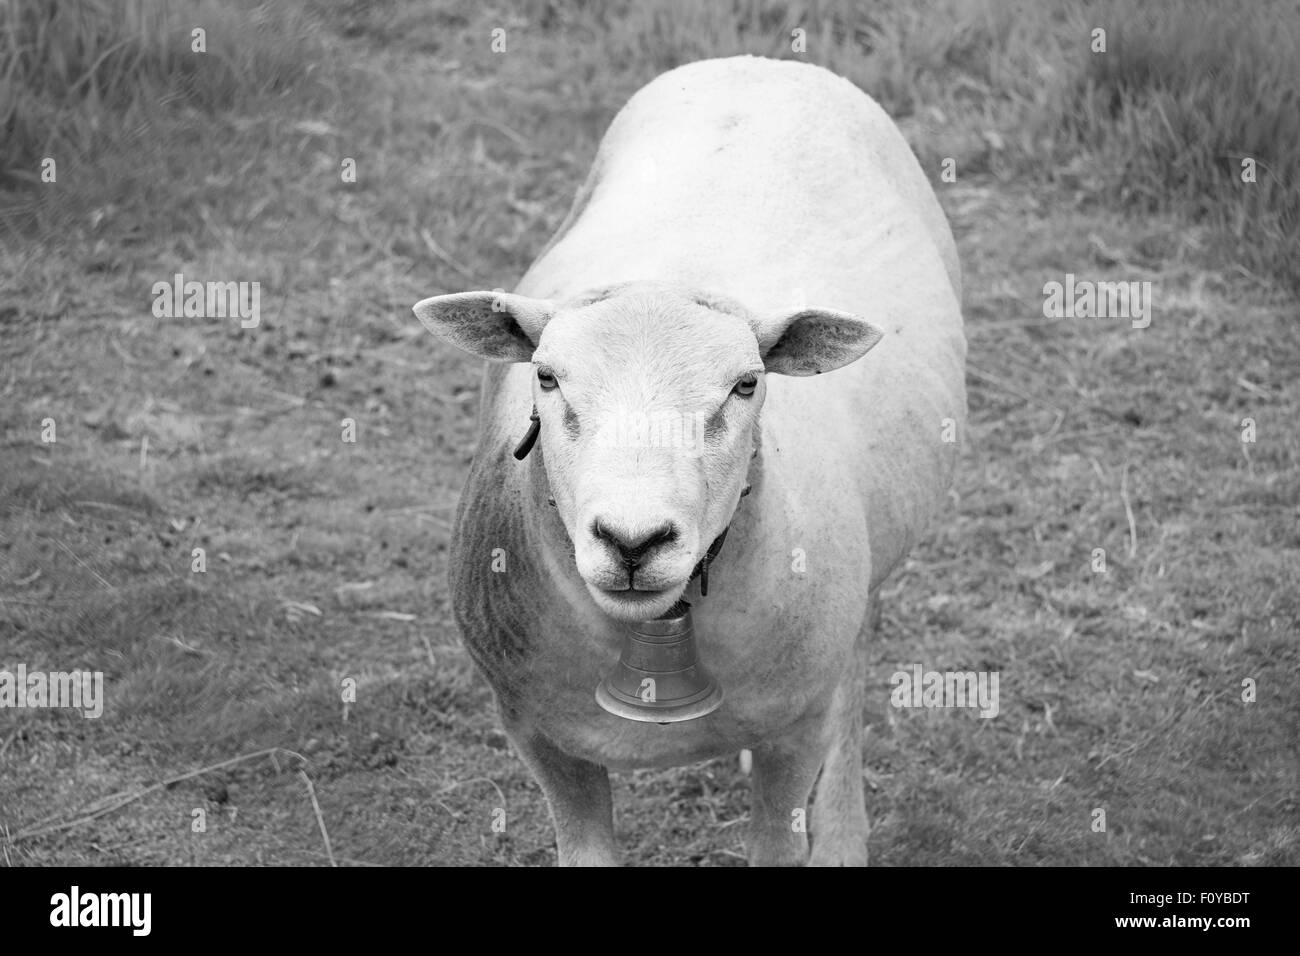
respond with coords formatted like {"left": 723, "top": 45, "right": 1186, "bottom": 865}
{"left": 1, "top": 0, "right": 1296, "bottom": 866}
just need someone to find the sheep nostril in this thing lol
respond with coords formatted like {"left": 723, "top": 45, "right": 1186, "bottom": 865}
{"left": 592, "top": 521, "right": 677, "bottom": 569}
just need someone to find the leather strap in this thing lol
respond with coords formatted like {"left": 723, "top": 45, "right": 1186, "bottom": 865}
{"left": 690, "top": 525, "right": 730, "bottom": 597}
{"left": 512, "top": 405, "right": 541, "bottom": 460}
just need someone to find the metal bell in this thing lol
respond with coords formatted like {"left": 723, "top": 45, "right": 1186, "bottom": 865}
{"left": 595, "top": 604, "right": 723, "bottom": 723}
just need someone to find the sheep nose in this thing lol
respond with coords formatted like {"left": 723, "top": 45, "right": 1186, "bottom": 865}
{"left": 592, "top": 520, "right": 677, "bottom": 569}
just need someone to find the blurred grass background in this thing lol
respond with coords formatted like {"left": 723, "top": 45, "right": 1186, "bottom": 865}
{"left": 0, "top": 0, "right": 1296, "bottom": 866}
{"left": 3, "top": 0, "right": 1297, "bottom": 288}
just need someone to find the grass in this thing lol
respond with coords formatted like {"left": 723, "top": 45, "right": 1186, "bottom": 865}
{"left": 1063, "top": 0, "right": 1300, "bottom": 289}
{"left": 0, "top": 0, "right": 328, "bottom": 241}
{"left": 0, "top": 0, "right": 1296, "bottom": 866}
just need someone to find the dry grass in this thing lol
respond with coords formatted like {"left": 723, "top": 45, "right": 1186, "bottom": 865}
{"left": 0, "top": 0, "right": 1296, "bottom": 866}
{"left": 0, "top": 0, "right": 326, "bottom": 236}
{"left": 1063, "top": 0, "right": 1300, "bottom": 289}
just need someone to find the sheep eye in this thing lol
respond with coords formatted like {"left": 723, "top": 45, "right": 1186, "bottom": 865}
{"left": 537, "top": 368, "right": 558, "bottom": 390}
{"left": 733, "top": 374, "right": 757, "bottom": 397}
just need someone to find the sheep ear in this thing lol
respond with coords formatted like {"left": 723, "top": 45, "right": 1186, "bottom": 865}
{"left": 757, "top": 308, "right": 885, "bottom": 375}
{"left": 412, "top": 291, "right": 556, "bottom": 363}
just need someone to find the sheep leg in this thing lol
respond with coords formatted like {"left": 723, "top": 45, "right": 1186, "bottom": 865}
{"left": 502, "top": 717, "right": 619, "bottom": 866}
{"left": 807, "top": 596, "right": 875, "bottom": 865}
{"left": 808, "top": 661, "right": 870, "bottom": 866}
{"left": 746, "top": 711, "right": 832, "bottom": 866}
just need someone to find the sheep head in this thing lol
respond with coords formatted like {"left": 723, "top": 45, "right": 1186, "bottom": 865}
{"left": 414, "top": 280, "right": 883, "bottom": 621}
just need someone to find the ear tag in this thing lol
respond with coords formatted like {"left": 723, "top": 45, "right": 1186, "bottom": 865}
{"left": 513, "top": 405, "right": 541, "bottom": 460}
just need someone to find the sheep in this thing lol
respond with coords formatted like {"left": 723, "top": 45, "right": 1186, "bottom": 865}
{"left": 413, "top": 55, "right": 966, "bottom": 866}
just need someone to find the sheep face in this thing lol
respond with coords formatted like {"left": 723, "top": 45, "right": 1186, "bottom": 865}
{"left": 531, "top": 285, "right": 762, "bottom": 621}
{"left": 413, "top": 280, "right": 883, "bottom": 622}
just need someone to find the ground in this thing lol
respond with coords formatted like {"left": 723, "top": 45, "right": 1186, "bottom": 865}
{"left": 1, "top": 0, "right": 1296, "bottom": 866}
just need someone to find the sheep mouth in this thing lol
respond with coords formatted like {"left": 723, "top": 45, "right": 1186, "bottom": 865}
{"left": 599, "top": 585, "right": 669, "bottom": 600}
{"left": 589, "top": 571, "right": 686, "bottom": 597}
{"left": 588, "top": 580, "right": 688, "bottom": 620}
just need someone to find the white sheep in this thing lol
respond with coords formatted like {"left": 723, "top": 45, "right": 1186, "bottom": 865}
{"left": 414, "top": 56, "right": 966, "bottom": 866}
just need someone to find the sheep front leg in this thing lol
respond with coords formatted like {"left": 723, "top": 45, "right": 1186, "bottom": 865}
{"left": 746, "top": 712, "right": 831, "bottom": 866}
{"left": 502, "top": 717, "right": 619, "bottom": 866}
{"left": 808, "top": 667, "right": 870, "bottom": 866}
